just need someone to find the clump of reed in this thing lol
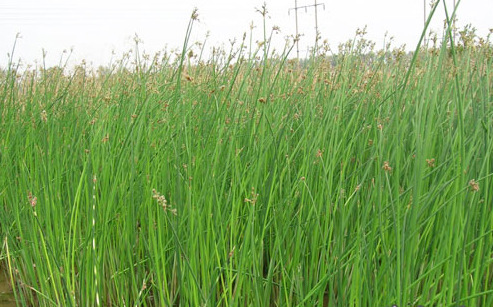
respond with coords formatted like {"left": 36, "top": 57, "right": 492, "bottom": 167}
{"left": 1, "top": 3, "right": 492, "bottom": 306}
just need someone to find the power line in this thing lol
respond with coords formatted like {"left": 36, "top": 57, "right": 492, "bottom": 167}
{"left": 288, "top": 0, "right": 325, "bottom": 58}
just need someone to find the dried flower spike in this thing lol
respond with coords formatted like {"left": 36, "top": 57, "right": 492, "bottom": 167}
{"left": 383, "top": 161, "right": 392, "bottom": 173}
{"left": 28, "top": 192, "right": 37, "bottom": 208}
{"left": 469, "top": 179, "right": 479, "bottom": 192}
{"left": 152, "top": 189, "right": 177, "bottom": 215}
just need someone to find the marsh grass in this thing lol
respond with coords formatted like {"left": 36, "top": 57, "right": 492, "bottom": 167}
{"left": 1, "top": 2, "right": 493, "bottom": 306}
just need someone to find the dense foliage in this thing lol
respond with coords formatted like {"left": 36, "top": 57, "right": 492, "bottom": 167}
{"left": 1, "top": 7, "right": 493, "bottom": 306}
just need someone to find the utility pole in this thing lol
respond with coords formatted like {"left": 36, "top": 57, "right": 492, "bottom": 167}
{"left": 292, "top": 0, "right": 300, "bottom": 59}
{"left": 453, "top": 0, "right": 456, "bottom": 41}
{"left": 314, "top": 0, "right": 319, "bottom": 42}
{"left": 424, "top": 0, "right": 457, "bottom": 45}
{"left": 424, "top": 0, "right": 426, "bottom": 45}
{"left": 288, "top": 0, "right": 325, "bottom": 58}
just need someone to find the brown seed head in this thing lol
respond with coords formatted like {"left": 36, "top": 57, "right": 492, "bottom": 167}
{"left": 426, "top": 158, "right": 435, "bottom": 168}
{"left": 469, "top": 179, "right": 479, "bottom": 192}
{"left": 383, "top": 161, "right": 392, "bottom": 173}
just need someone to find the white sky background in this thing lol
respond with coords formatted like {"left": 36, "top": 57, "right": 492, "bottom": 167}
{"left": 1, "top": 0, "right": 492, "bottom": 69}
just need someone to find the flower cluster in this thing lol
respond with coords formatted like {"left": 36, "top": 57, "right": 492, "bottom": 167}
{"left": 382, "top": 161, "right": 392, "bottom": 173}
{"left": 152, "top": 189, "right": 177, "bottom": 215}
{"left": 468, "top": 179, "right": 479, "bottom": 192}
{"left": 27, "top": 191, "right": 37, "bottom": 208}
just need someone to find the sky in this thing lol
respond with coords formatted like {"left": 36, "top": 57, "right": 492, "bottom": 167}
{"left": 1, "top": 0, "right": 492, "bottom": 69}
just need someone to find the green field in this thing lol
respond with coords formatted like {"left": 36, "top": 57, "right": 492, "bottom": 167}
{"left": 1, "top": 7, "right": 493, "bottom": 307}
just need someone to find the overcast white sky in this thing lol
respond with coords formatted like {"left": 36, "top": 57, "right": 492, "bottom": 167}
{"left": 1, "top": 0, "right": 492, "bottom": 68}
